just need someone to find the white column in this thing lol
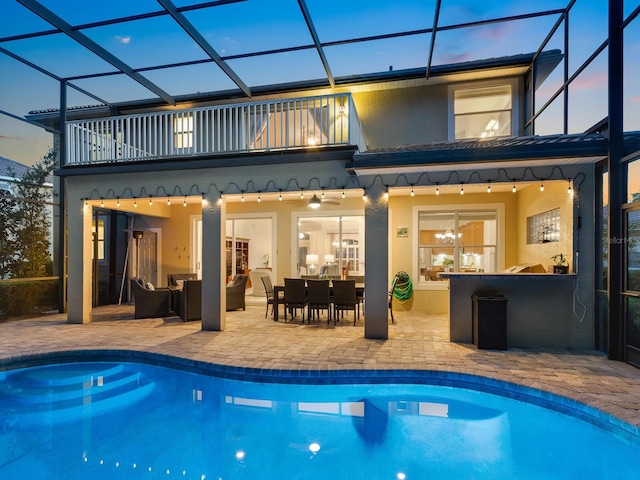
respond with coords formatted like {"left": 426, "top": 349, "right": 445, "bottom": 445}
{"left": 201, "top": 193, "right": 226, "bottom": 330}
{"left": 67, "top": 197, "right": 93, "bottom": 324}
{"left": 364, "top": 181, "right": 389, "bottom": 339}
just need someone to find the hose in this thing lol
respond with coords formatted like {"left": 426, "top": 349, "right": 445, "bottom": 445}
{"left": 392, "top": 271, "right": 413, "bottom": 301}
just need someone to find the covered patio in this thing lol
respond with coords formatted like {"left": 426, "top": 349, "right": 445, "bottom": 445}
{"left": 1, "top": 304, "right": 639, "bottom": 432}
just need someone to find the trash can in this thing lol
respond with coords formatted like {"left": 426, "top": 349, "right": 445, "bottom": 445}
{"left": 472, "top": 294, "right": 507, "bottom": 350}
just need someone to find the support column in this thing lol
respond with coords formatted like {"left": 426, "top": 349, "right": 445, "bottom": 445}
{"left": 607, "top": 0, "right": 624, "bottom": 360}
{"left": 364, "top": 181, "right": 389, "bottom": 339}
{"left": 201, "top": 193, "right": 226, "bottom": 331}
{"left": 67, "top": 196, "right": 93, "bottom": 324}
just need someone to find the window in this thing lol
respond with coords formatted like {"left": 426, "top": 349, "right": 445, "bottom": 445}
{"left": 174, "top": 113, "right": 193, "bottom": 149}
{"left": 297, "top": 215, "right": 364, "bottom": 277}
{"left": 417, "top": 209, "right": 498, "bottom": 282}
{"left": 527, "top": 208, "right": 561, "bottom": 244}
{"left": 452, "top": 84, "right": 513, "bottom": 139}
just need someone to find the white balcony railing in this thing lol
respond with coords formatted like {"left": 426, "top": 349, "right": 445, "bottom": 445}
{"left": 65, "top": 94, "right": 365, "bottom": 166}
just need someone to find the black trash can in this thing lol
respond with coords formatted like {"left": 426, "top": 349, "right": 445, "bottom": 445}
{"left": 472, "top": 294, "right": 507, "bottom": 350}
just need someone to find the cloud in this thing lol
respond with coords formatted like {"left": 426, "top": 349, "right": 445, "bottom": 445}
{"left": 115, "top": 35, "right": 132, "bottom": 44}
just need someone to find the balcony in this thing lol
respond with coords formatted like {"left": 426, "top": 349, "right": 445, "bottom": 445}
{"left": 65, "top": 94, "right": 365, "bottom": 166}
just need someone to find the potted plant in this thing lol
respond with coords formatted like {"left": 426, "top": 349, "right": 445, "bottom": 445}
{"left": 551, "top": 253, "right": 569, "bottom": 274}
{"left": 442, "top": 258, "right": 454, "bottom": 272}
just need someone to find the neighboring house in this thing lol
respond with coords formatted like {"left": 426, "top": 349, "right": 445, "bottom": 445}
{"left": 18, "top": 5, "right": 640, "bottom": 367}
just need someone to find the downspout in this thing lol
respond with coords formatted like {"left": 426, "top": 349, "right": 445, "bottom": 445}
{"left": 58, "top": 80, "right": 67, "bottom": 313}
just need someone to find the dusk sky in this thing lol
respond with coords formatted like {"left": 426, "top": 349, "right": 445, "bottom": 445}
{"left": 0, "top": 0, "right": 638, "bottom": 167}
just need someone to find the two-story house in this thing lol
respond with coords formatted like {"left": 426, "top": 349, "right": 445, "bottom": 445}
{"left": 11, "top": 1, "right": 640, "bottom": 365}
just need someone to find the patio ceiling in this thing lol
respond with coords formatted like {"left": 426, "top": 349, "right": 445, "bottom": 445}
{"left": 1, "top": 0, "right": 576, "bottom": 116}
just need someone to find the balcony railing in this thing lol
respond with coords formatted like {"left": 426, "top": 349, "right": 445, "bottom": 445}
{"left": 65, "top": 94, "right": 365, "bottom": 166}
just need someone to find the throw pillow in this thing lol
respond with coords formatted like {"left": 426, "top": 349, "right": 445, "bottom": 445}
{"left": 146, "top": 282, "right": 155, "bottom": 290}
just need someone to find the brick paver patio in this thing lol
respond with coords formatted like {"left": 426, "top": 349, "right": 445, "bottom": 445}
{"left": 0, "top": 304, "right": 639, "bottom": 432}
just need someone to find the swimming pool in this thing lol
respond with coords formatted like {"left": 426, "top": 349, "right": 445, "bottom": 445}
{"left": 0, "top": 355, "right": 638, "bottom": 479}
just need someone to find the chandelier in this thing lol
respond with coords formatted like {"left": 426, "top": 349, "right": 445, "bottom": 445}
{"left": 435, "top": 228, "right": 461, "bottom": 244}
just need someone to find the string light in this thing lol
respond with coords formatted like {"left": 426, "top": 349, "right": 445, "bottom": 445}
{"left": 362, "top": 190, "right": 367, "bottom": 201}
{"left": 512, "top": 183, "right": 516, "bottom": 193}
{"left": 257, "top": 192, "right": 261, "bottom": 203}
{"left": 133, "top": 198, "right": 137, "bottom": 208}
{"left": 116, "top": 197, "right": 120, "bottom": 207}
{"left": 321, "top": 189, "right": 325, "bottom": 199}
{"left": 148, "top": 196, "right": 153, "bottom": 206}
{"left": 241, "top": 192, "right": 245, "bottom": 202}
{"left": 279, "top": 190, "right": 282, "bottom": 201}
{"left": 183, "top": 196, "right": 187, "bottom": 207}
{"left": 167, "top": 196, "right": 171, "bottom": 205}
{"left": 84, "top": 199, "right": 88, "bottom": 207}
{"left": 100, "top": 198, "right": 104, "bottom": 207}
{"left": 300, "top": 189, "right": 304, "bottom": 199}
{"left": 567, "top": 179, "right": 573, "bottom": 195}
{"left": 540, "top": 181, "right": 545, "bottom": 192}
{"left": 435, "top": 184, "right": 440, "bottom": 195}
{"left": 410, "top": 185, "right": 414, "bottom": 197}
{"left": 460, "top": 184, "right": 464, "bottom": 195}
{"left": 487, "top": 182, "right": 491, "bottom": 193}
{"left": 383, "top": 186, "right": 389, "bottom": 200}
{"left": 341, "top": 189, "right": 345, "bottom": 199}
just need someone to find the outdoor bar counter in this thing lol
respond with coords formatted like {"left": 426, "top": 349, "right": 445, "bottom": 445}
{"left": 439, "top": 272, "right": 579, "bottom": 348}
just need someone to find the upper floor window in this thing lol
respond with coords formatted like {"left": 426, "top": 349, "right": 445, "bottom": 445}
{"left": 453, "top": 84, "right": 513, "bottom": 140}
{"left": 174, "top": 113, "right": 193, "bottom": 149}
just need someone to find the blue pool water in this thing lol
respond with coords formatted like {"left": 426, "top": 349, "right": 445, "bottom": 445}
{"left": 0, "top": 359, "right": 638, "bottom": 479}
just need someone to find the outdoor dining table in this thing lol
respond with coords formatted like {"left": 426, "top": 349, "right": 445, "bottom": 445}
{"left": 273, "top": 281, "right": 365, "bottom": 322}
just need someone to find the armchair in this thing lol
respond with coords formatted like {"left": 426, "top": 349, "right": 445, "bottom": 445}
{"left": 167, "top": 273, "right": 197, "bottom": 288}
{"left": 178, "top": 280, "right": 201, "bottom": 322}
{"left": 227, "top": 274, "right": 248, "bottom": 311}
{"left": 130, "top": 278, "right": 171, "bottom": 319}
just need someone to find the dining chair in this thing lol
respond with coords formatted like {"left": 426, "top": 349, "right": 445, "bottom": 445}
{"left": 284, "top": 278, "right": 308, "bottom": 323}
{"left": 306, "top": 279, "right": 331, "bottom": 323}
{"left": 261, "top": 275, "right": 282, "bottom": 319}
{"left": 331, "top": 279, "right": 358, "bottom": 326}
